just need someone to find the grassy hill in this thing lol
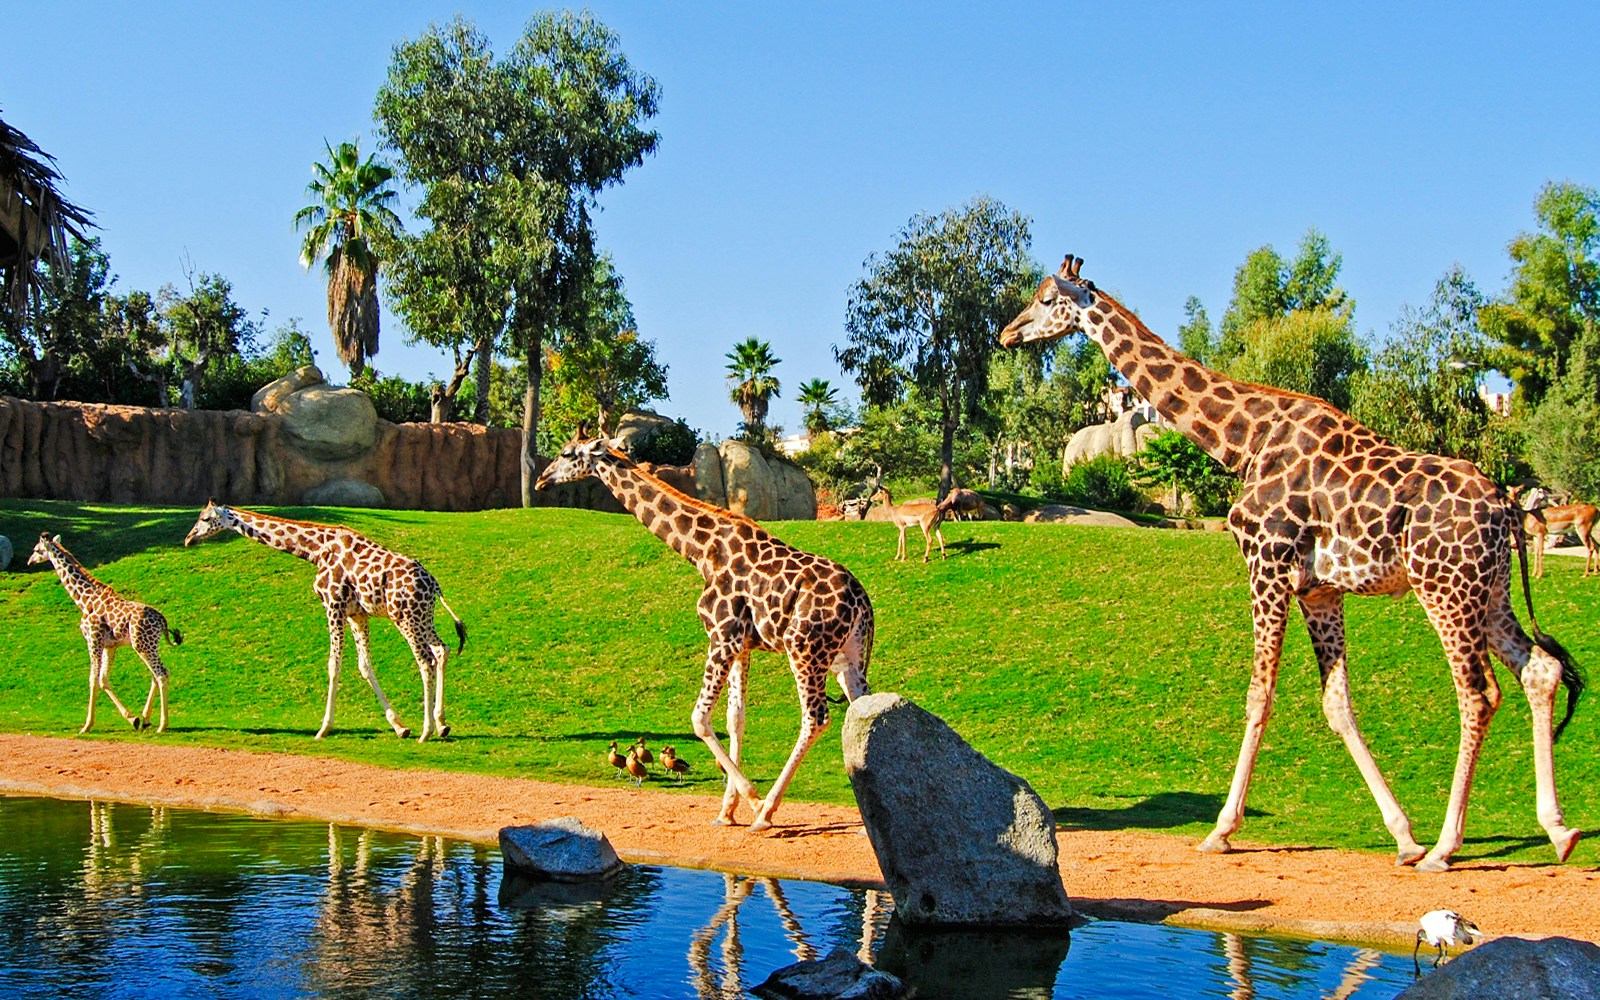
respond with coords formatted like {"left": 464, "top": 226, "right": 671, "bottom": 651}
{"left": 2, "top": 498, "right": 1597, "bottom": 865}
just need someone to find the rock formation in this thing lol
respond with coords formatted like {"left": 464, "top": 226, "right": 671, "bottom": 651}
{"left": 1395, "top": 936, "right": 1600, "bottom": 999}
{"left": 752, "top": 948, "right": 907, "bottom": 1000}
{"left": 1061, "top": 409, "right": 1161, "bottom": 468}
{"left": 498, "top": 817, "right": 625, "bottom": 882}
{"left": 842, "top": 693, "right": 1073, "bottom": 927}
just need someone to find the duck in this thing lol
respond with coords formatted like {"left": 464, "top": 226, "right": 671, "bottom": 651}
{"left": 607, "top": 741, "right": 628, "bottom": 778}
{"left": 633, "top": 738, "right": 655, "bottom": 770}
{"left": 660, "top": 745, "right": 692, "bottom": 782}
{"left": 625, "top": 748, "right": 649, "bottom": 788}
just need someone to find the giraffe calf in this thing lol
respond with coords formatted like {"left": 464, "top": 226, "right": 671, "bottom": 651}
{"left": 28, "top": 533, "right": 180, "bottom": 734}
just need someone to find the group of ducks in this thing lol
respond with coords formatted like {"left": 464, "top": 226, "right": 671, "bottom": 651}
{"left": 606, "top": 737, "right": 692, "bottom": 787}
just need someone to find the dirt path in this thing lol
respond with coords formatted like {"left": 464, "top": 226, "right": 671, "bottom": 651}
{"left": 2, "top": 733, "right": 1595, "bottom": 949}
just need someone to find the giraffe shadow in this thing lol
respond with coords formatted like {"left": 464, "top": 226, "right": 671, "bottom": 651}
{"left": 1455, "top": 834, "right": 1562, "bottom": 862}
{"left": 1053, "top": 791, "right": 1266, "bottom": 832}
{"left": 944, "top": 540, "right": 1001, "bottom": 556}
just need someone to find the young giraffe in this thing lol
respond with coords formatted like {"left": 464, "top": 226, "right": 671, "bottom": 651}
{"left": 28, "top": 532, "right": 180, "bottom": 734}
{"left": 535, "top": 433, "right": 874, "bottom": 832}
{"left": 183, "top": 502, "right": 466, "bottom": 741}
{"left": 1002, "top": 255, "right": 1584, "bottom": 872}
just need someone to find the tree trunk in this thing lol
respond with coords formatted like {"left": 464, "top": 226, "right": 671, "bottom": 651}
{"left": 472, "top": 337, "right": 491, "bottom": 424}
{"left": 521, "top": 336, "right": 542, "bottom": 508}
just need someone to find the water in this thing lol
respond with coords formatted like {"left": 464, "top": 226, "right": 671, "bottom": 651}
{"left": 0, "top": 795, "right": 1417, "bottom": 999}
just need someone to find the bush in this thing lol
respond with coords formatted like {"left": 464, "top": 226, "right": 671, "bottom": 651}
{"left": 1039, "top": 453, "right": 1146, "bottom": 511}
{"left": 631, "top": 418, "right": 701, "bottom": 466}
{"left": 351, "top": 371, "right": 431, "bottom": 424}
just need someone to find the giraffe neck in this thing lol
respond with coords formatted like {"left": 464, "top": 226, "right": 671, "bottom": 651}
{"left": 1081, "top": 291, "right": 1289, "bottom": 473}
{"left": 591, "top": 453, "right": 757, "bottom": 578}
{"left": 223, "top": 508, "right": 339, "bottom": 562}
{"left": 44, "top": 546, "right": 107, "bottom": 610}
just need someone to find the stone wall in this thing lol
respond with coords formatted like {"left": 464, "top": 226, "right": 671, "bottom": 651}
{"left": 0, "top": 396, "right": 522, "bottom": 511}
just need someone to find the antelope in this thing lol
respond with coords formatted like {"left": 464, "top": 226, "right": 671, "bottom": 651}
{"left": 870, "top": 485, "right": 949, "bottom": 562}
{"left": 1519, "top": 486, "right": 1599, "bottom": 577}
{"left": 937, "top": 487, "right": 986, "bottom": 521}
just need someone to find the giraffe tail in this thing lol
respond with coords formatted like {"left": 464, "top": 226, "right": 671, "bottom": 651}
{"left": 439, "top": 596, "right": 467, "bottom": 653}
{"left": 1514, "top": 505, "right": 1584, "bottom": 742}
{"left": 167, "top": 626, "right": 184, "bottom": 646}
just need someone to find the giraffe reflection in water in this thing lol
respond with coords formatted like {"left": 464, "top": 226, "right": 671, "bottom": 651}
{"left": 1220, "top": 931, "right": 1384, "bottom": 1000}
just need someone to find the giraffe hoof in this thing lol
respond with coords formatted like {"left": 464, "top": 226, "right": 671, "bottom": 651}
{"left": 1395, "top": 845, "right": 1426, "bottom": 866}
{"left": 438, "top": 725, "right": 451, "bottom": 739}
{"left": 1196, "top": 835, "right": 1232, "bottom": 854}
{"left": 1553, "top": 827, "right": 1581, "bottom": 862}
{"left": 1415, "top": 856, "right": 1451, "bottom": 874}
{"left": 130, "top": 717, "right": 143, "bottom": 730}
{"left": 748, "top": 818, "right": 773, "bottom": 833}
{"left": 398, "top": 727, "right": 412, "bottom": 740}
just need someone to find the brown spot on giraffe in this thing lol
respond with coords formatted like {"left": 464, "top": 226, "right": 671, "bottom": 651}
{"left": 28, "top": 533, "right": 179, "bottom": 734}
{"left": 1000, "top": 254, "right": 1584, "bottom": 873}
{"left": 536, "top": 436, "right": 873, "bottom": 833}
{"left": 183, "top": 502, "right": 466, "bottom": 742}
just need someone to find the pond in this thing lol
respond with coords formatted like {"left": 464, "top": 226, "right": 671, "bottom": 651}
{"left": 0, "top": 795, "right": 1419, "bottom": 999}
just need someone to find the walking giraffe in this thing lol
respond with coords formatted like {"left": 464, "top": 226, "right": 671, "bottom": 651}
{"left": 536, "top": 432, "right": 874, "bottom": 831}
{"left": 28, "top": 532, "right": 180, "bottom": 734}
{"left": 1001, "top": 255, "right": 1583, "bottom": 872}
{"left": 183, "top": 502, "right": 466, "bottom": 741}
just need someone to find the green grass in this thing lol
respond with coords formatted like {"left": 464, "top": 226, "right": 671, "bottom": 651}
{"left": 2, "top": 499, "right": 1597, "bottom": 866}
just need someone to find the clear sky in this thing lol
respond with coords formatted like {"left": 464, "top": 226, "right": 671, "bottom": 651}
{"left": 7, "top": 3, "right": 1597, "bottom": 438}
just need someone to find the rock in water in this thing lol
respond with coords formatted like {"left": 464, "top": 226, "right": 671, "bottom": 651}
{"left": 499, "top": 817, "right": 624, "bottom": 883}
{"left": 1396, "top": 936, "right": 1600, "bottom": 999}
{"left": 752, "top": 948, "right": 907, "bottom": 1000}
{"left": 843, "top": 693, "right": 1072, "bottom": 926}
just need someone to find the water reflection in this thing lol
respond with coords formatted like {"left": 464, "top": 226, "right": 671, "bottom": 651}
{"left": 0, "top": 796, "right": 1418, "bottom": 1000}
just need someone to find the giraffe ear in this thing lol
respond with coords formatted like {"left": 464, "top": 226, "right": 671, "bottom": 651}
{"left": 52, "top": 534, "right": 62, "bottom": 544}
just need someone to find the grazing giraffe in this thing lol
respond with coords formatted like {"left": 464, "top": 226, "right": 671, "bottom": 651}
{"left": 28, "top": 532, "right": 179, "bottom": 733}
{"left": 536, "top": 433, "right": 873, "bottom": 831}
{"left": 1001, "top": 254, "right": 1584, "bottom": 872}
{"left": 183, "top": 502, "right": 466, "bottom": 741}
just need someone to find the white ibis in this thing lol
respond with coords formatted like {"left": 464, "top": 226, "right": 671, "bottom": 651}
{"left": 1414, "top": 909, "right": 1480, "bottom": 971}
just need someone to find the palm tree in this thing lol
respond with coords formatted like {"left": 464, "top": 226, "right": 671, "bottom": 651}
{"left": 294, "top": 139, "right": 403, "bottom": 378}
{"left": 1, "top": 107, "right": 92, "bottom": 345}
{"left": 724, "top": 337, "right": 781, "bottom": 438}
{"left": 796, "top": 378, "right": 839, "bottom": 437}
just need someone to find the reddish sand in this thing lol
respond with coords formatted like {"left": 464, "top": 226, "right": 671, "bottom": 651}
{"left": 1, "top": 732, "right": 1595, "bottom": 949}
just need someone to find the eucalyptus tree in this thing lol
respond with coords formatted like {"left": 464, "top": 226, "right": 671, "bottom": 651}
{"left": 294, "top": 138, "right": 403, "bottom": 378}
{"left": 544, "top": 255, "right": 666, "bottom": 436}
{"left": 376, "top": 12, "right": 660, "bottom": 503}
{"left": 836, "top": 196, "right": 1034, "bottom": 497}
{"left": 725, "top": 337, "right": 782, "bottom": 440}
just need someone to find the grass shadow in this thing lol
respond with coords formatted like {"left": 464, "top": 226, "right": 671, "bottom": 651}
{"left": 1, "top": 500, "right": 196, "bottom": 567}
{"left": 1054, "top": 791, "right": 1267, "bottom": 832}
{"left": 945, "top": 540, "right": 1001, "bottom": 556}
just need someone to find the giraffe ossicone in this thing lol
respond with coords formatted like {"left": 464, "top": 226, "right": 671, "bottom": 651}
{"left": 28, "top": 532, "right": 179, "bottom": 734}
{"left": 535, "top": 434, "right": 874, "bottom": 832}
{"left": 183, "top": 501, "right": 466, "bottom": 742}
{"left": 1002, "top": 254, "right": 1584, "bottom": 873}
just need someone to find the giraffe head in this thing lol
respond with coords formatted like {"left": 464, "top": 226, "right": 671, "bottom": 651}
{"left": 27, "top": 532, "right": 61, "bottom": 566}
{"left": 999, "top": 254, "right": 1098, "bottom": 348}
{"left": 184, "top": 499, "right": 235, "bottom": 546}
{"left": 534, "top": 428, "right": 619, "bottom": 490}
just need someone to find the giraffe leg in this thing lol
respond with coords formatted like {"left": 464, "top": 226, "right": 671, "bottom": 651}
{"left": 317, "top": 607, "right": 347, "bottom": 740}
{"left": 718, "top": 652, "right": 751, "bottom": 825}
{"left": 1299, "top": 591, "right": 1425, "bottom": 864}
{"left": 81, "top": 635, "right": 101, "bottom": 734}
{"left": 749, "top": 657, "right": 831, "bottom": 832}
{"left": 426, "top": 631, "right": 450, "bottom": 739}
{"left": 350, "top": 617, "right": 410, "bottom": 739}
{"left": 692, "top": 638, "right": 763, "bottom": 824}
{"left": 1486, "top": 603, "right": 1581, "bottom": 862}
{"left": 1200, "top": 582, "right": 1291, "bottom": 854}
{"left": 96, "top": 646, "right": 139, "bottom": 729}
{"left": 397, "top": 621, "right": 444, "bottom": 742}
{"left": 135, "top": 649, "right": 170, "bottom": 734}
{"left": 1413, "top": 593, "right": 1502, "bottom": 873}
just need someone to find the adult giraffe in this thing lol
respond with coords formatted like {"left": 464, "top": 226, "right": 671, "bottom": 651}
{"left": 1002, "top": 255, "right": 1583, "bottom": 872}
{"left": 535, "top": 432, "right": 873, "bottom": 832}
{"left": 184, "top": 502, "right": 465, "bottom": 741}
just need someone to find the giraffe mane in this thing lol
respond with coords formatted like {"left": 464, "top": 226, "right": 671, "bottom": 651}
{"left": 222, "top": 505, "right": 349, "bottom": 535}
{"left": 603, "top": 445, "right": 765, "bottom": 531}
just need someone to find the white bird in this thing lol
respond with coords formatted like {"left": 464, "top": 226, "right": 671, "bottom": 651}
{"left": 1414, "top": 910, "right": 1480, "bottom": 970}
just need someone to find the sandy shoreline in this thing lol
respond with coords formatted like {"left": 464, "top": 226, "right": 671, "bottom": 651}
{"left": 2, "top": 732, "right": 1596, "bottom": 949}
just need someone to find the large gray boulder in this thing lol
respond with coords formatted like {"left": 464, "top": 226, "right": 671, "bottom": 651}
{"left": 1396, "top": 936, "right": 1600, "bottom": 999}
{"left": 842, "top": 693, "right": 1072, "bottom": 927}
{"left": 303, "top": 478, "right": 386, "bottom": 508}
{"left": 720, "top": 439, "right": 779, "bottom": 518}
{"left": 277, "top": 385, "right": 378, "bottom": 461}
{"left": 752, "top": 948, "right": 907, "bottom": 1000}
{"left": 771, "top": 454, "right": 819, "bottom": 520}
{"left": 251, "top": 365, "right": 326, "bottom": 413}
{"left": 0, "top": 534, "right": 11, "bottom": 571}
{"left": 499, "top": 817, "right": 624, "bottom": 883}
{"left": 610, "top": 409, "right": 678, "bottom": 457}
{"left": 1062, "top": 409, "right": 1161, "bottom": 467}
{"left": 690, "top": 442, "right": 726, "bottom": 506}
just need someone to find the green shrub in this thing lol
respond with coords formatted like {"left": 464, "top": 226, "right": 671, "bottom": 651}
{"left": 631, "top": 418, "right": 701, "bottom": 466}
{"left": 1043, "top": 453, "right": 1146, "bottom": 511}
{"left": 351, "top": 371, "right": 432, "bottom": 424}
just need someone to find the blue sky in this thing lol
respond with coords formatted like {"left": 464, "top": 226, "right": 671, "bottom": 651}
{"left": 7, "top": 4, "right": 1597, "bottom": 438}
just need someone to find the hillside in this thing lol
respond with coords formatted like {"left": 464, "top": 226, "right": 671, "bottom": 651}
{"left": 2, "top": 499, "right": 1596, "bottom": 865}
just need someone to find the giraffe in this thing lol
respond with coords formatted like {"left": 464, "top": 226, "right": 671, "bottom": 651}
{"left": 183, "top": 502, "right": 466, "bottom": 741}
{"left": 535, "top": 433, "right": 874, "bottom": 832}
{"left": 27, "top": 532, "right": 179, "bottom": 734}
{"left": 1001, "top": 254, "right": 1584, "bottom": 872}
